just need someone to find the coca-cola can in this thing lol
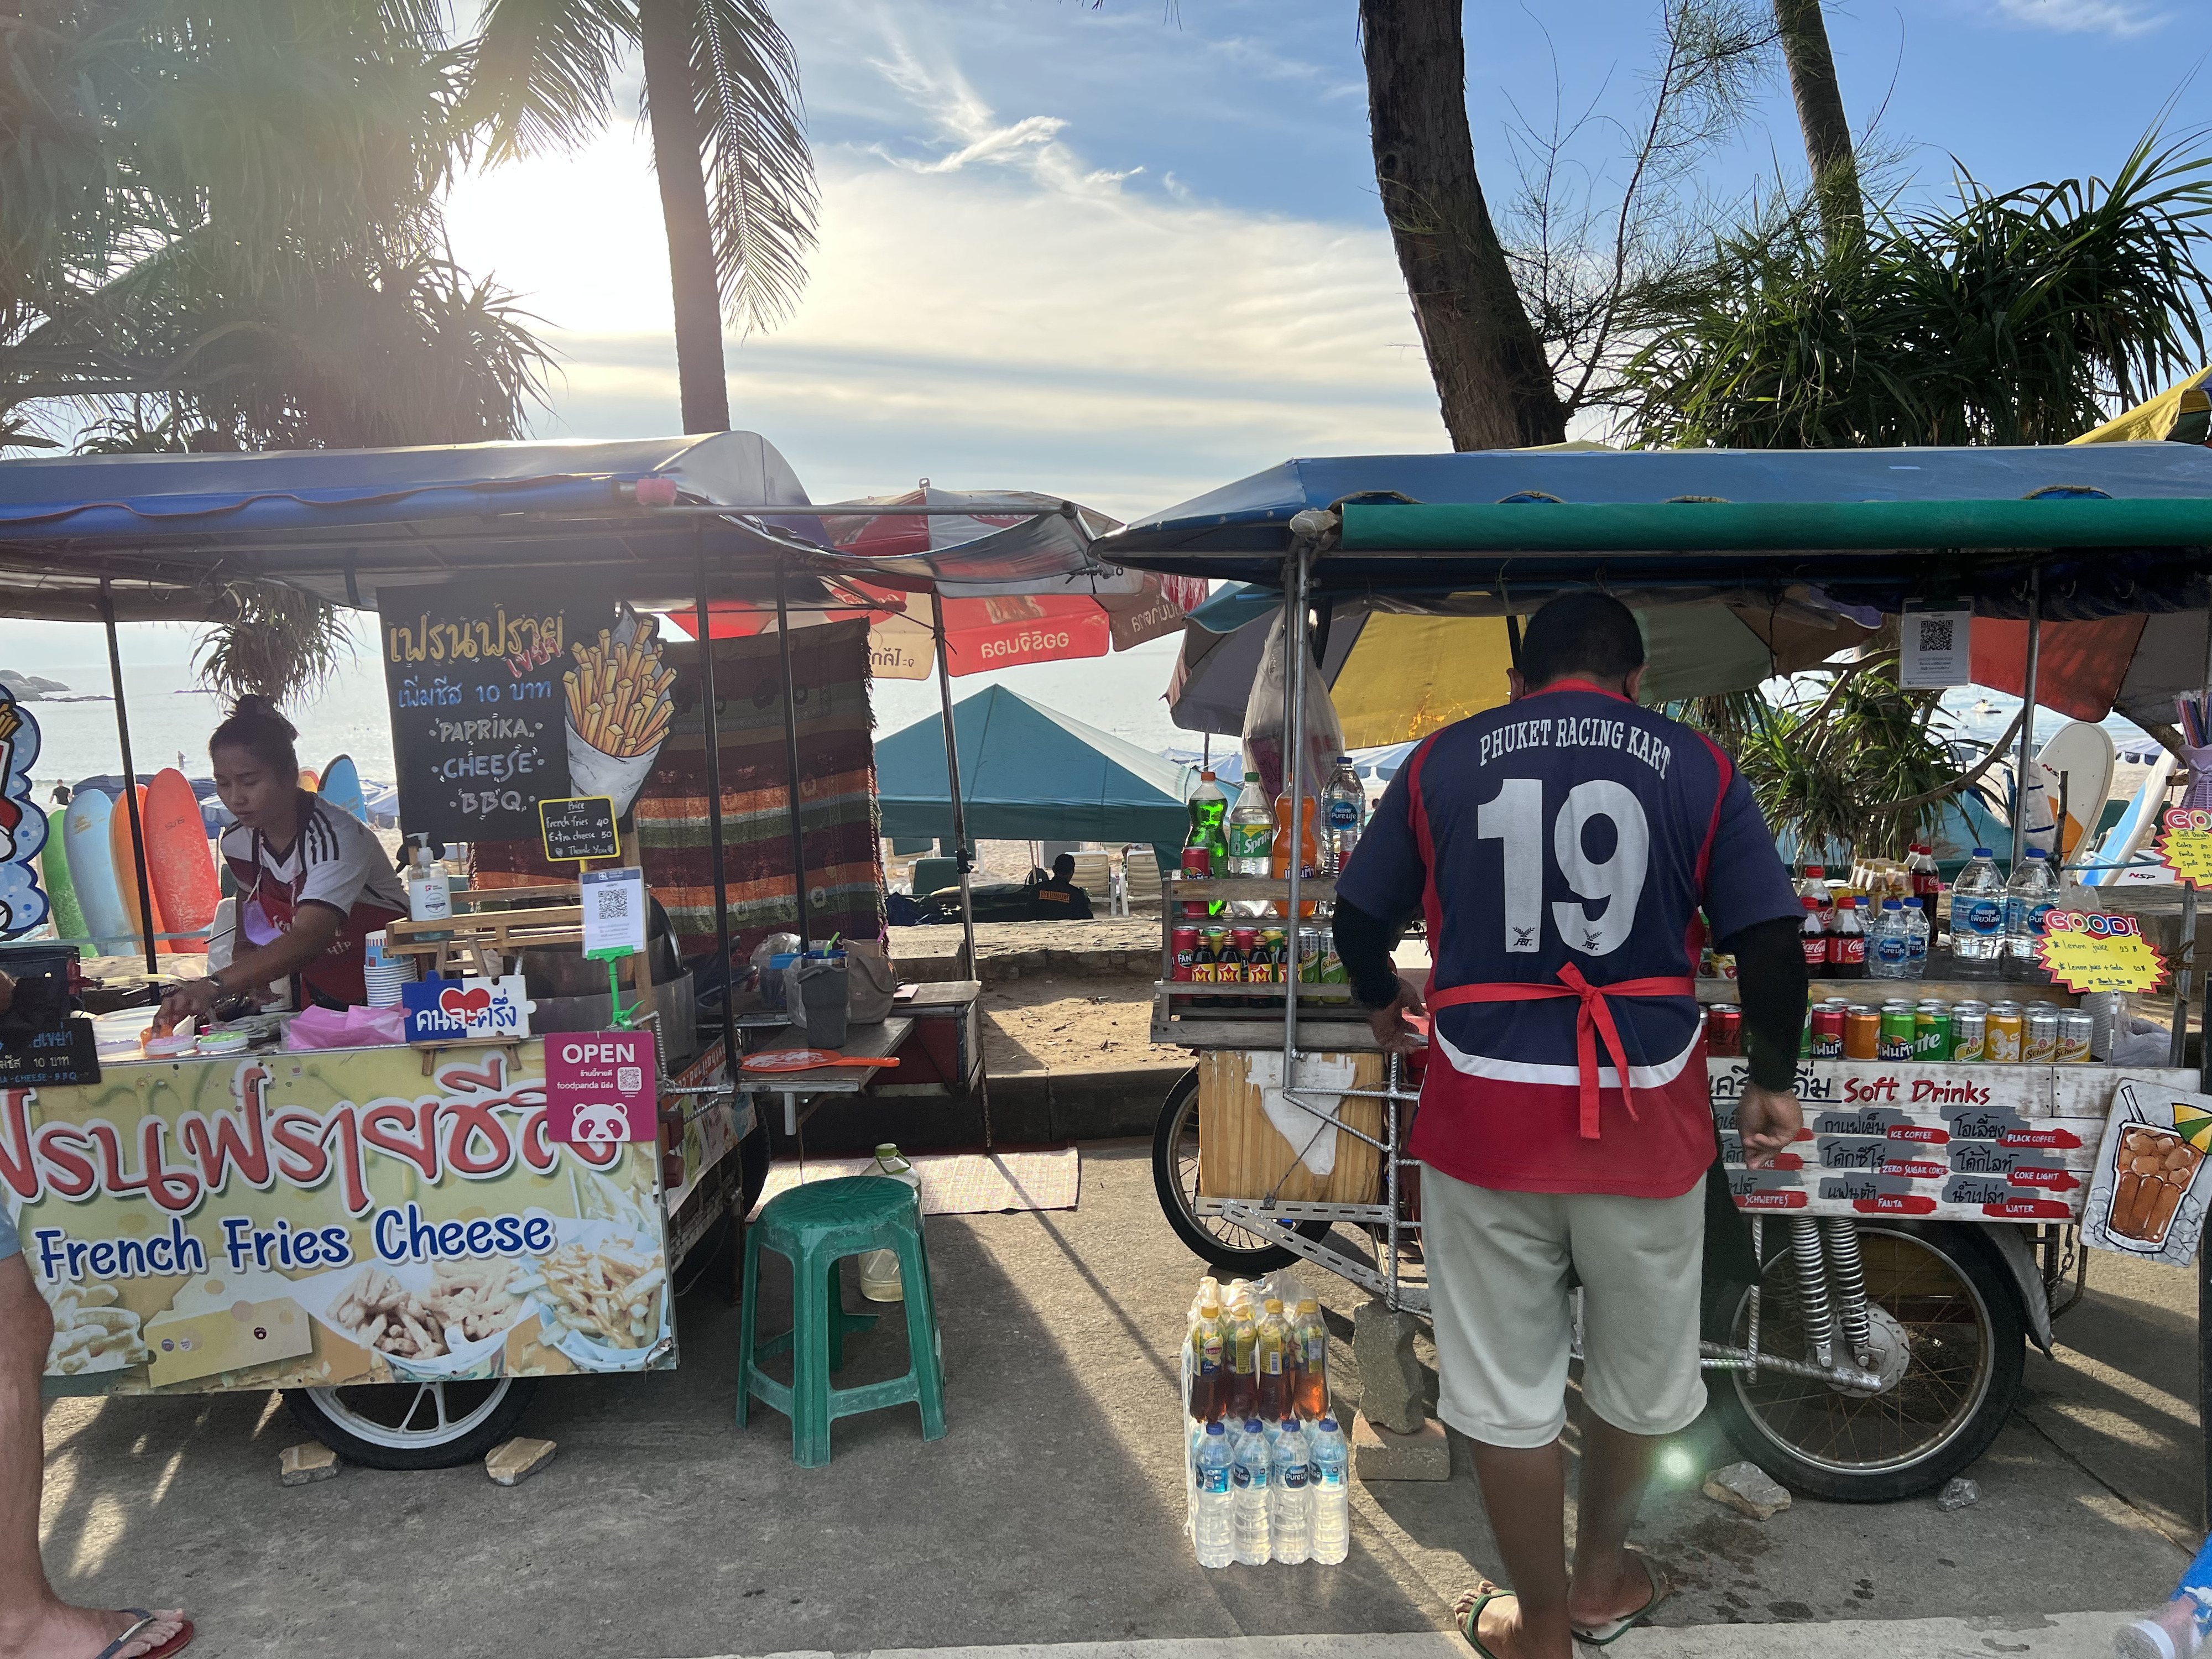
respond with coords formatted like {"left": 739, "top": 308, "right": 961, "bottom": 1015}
{"left": 1705, "top": 1003, "right": 1743, "bottom": 1056}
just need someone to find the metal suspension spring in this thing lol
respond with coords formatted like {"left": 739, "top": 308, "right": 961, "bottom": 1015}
{"left": 1787, "top": 1218, "right": 1836, "bottom": 1366}
{"left": 1820, "top": 1217, "right": 1873, "bottom": 1362}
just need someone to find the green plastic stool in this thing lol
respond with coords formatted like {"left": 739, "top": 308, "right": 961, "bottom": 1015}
{"left": 736, "top": 1175, "right": 947, "bottom": 1466}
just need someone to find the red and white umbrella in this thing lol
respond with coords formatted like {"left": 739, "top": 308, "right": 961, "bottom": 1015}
{"left": 669, "top": 486, "right": 1207, "bottom": 676}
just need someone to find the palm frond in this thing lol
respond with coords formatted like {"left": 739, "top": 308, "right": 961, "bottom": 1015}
{"left": 460, "top": 0, "right": 638, "bottom": 161}
{"left": 689, "top": 0, "right": 817, "bottom": 331}
{"left": 192, "top": 580, "right": 356, "bottom": 706}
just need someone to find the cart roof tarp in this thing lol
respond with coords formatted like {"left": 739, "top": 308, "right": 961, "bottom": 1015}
{"left": 0, "top": 435, "right": 1109, "bottom": 620}
{"left": 1098, "top": 442, "right": 2212, "bottom": 618}
{"left": 874, "top": 685, "right": 1193, "bottom": 848}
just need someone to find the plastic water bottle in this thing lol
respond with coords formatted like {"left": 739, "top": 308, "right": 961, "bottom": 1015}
{"left": 1270, "top": 1417, "right": 1312, "bottom": 1563}
{"left": 1322, "top": 757, "right": 1365, "bottom": 875}
{"left": 1309, "top": 1416, "right": 1350, "bottom": 1564}
{"left": 1193, "top": 1421, "right": 1235, "bottom": 1568}
{"left": 1950, "top": 847, "right": 2008, "bottom": 974}
{"left": 1902, "top": 898, "right": 1929, "bottom": 979}
{"left": 859, "top": 1143, "right": 919, "bottom": 1301}
{"left": 1870, "top": 899, "right": 1910, "bottom": 979}
{"left": 2005, "top": 848, "right": 2058, "bottom": 967}
{"left": 1231, "top": 1418, "right": 1272, "bottom": 1565}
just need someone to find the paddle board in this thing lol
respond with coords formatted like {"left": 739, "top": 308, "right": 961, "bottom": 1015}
{"left": 63, "top": 791, "right": 129, "bottom": 951}
{"left": 109, "top": 785, "right": 178, "bottom": 955}
{"left": 143, "top": 768, "right": 220, "bottom": 937}
{"left": 40, "top": 807, "right": 88, "bottom": 958}
{"left": 319, "top": 754, "right": 368, "bottom": 824}
{"left": 2085, "top": 747, "right": 2179, "bottom": 886}
{"left": 2036, "top": 721, "right": 2116, "bottom": 862}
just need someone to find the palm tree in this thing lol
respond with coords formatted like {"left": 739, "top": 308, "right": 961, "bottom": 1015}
{"left": 0, "top": 0, "right": 550, "bottom": 450}
{"left": 463, "top": 0, "right": 818, "bottom": 434}
{"left": 1772, "top": 0, "right": 1859, "bottom": 237}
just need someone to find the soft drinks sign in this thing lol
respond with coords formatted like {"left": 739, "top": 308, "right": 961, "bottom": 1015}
{"left": 546, "top": 1030, "right": 658, "bottom": 1146}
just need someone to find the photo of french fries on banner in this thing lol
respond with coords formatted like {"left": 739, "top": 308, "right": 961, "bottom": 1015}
{"left": 563, "top": 603, "right": 675, "bottom": 815}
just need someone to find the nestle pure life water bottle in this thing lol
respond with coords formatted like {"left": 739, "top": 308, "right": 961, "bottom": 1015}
{"left": 1193, "top": 1421, "right": 1235, "bottom": 1568}
{"left": 1870, "top": 899, "right": 1910, "bottom": 980}
{"left": 1309, "top": 1416, "right": 1350, "bottom": 1564}
{"left": 1271, "top": 1417, "right": 1313, "bottom": 1563}
{"left": 2005, "top": 847, "right": 2058, "bottom": 967}
{"left": 1950, "top": 848, "right": 2008, "bottom": 975}
{"left": 1231, "top": 1419, "right": 1272, "bottom": 1566}
{"left": 1322, "top": 758, "right": 1365, "bottom": 875}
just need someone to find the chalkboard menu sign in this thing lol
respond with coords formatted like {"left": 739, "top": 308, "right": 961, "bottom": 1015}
{"left": 539, "top": 796, "right": 620, "bottom": 864}
{"left": 379, "top": 580, "right": 592, "bottom": 842}
{"left": 0, "top": 1014, "right": 99, "bottom": 1087}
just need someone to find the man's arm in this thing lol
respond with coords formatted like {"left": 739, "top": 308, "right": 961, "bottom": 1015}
{"left": 1332, "top": 762, "right": 1430, "bottom": 1056}
{"left": 1336, "top": 898, "right": 1427, "bottom": 1055}
{"left": 1718, "top": 914, "right": 1808, "bottom": 1166}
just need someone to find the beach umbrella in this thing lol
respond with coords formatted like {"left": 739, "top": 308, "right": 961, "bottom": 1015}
{"left": 669, "top": 486, "right": 1207, "bottom": 677}
{"left": 1166, "top": 585, "right": 1877, "bottom": 747}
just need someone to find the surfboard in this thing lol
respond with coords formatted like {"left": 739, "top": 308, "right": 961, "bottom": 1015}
{"left": 298, "top": 767, "right": 320, "bottom": 793}
{"left": 319, "top": 754, "right": 368, "bottom": 824}
{"left": 2036, "top": 721, "right": 2117, "bottom": 863}
{"left": 109, "top": 785, "right": 179, "bottom": 955}
{"left": 143, "top": 768, "right": 221, "bottom": 938}
{"left": 63, "top": 791, "right": 128, "bottom": 952}
{"left": 2085, "top": 747, "right": 2179, "bottom": 886}
{"left": 40, "top": 807, "right": 88, "bottom": 958}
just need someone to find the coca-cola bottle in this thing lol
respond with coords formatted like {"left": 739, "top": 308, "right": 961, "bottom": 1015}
{"left": 1827, "top": 895, "right": 1866, "bottom": 978}
{"left": 1800, "top": 895, "right": 1829, "bottom": 969}
{"left": 1907, "top": 843, "right": 1943, "bottom": 901}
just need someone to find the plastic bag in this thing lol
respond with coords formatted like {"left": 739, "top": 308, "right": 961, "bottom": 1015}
{"left": 843, "top": 940, "right": 898, "bottom": 1026}
{"left": 1241, "top": 607, "right": 1345, "bottom": 807}
{"left": 284, "top": 1004, "right": 409, "bottom": 1051}
{"left": 2183, "top": 742, "right": 2212, "bottom": 812}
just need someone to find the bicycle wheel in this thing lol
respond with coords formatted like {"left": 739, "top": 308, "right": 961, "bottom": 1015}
{"left": 288, "top": 1376, "right": 539, "bottom": 1471}
{"left": 1150, "top": 1067, "right": 1332, "bottom": 1272}
{"left": 1703, "top": 1222, "right": 2022, "bottom": 1503}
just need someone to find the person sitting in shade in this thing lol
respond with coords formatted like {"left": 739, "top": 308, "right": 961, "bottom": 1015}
{"left": 1031, "top": 853, "right": 1094, "bottom": 921}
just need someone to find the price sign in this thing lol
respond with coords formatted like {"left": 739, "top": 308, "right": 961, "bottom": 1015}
{"left": 2036, "top": 910, "right": 2168, "bottom": 994}
{"left": 538, "top": 796, "right": 620, "bottom": 865}
{"left": 2160, "top": 807, "right": 2212, "bottom": 888}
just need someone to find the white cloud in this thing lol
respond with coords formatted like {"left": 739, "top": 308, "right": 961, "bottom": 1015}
{"left": 441, "top": 23, "right": 1444, "bottom": 524}
{"left": 1985, "top": 0, "right": 2167, "bottom": 35}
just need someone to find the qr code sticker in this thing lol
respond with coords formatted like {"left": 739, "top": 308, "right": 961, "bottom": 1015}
{"left": 595, "top": 885, "right": 631, "bottom": 922}
{"left": 1916, "top": 618, "right": 1955, "bottom": 653}
{"left": 616, "top": 1065, "right": 643, "bottom": 1094}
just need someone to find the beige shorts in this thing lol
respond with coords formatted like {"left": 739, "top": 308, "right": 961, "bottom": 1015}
{"left": 1421, "top": 1166, "right": 1707, "bottom": 1448}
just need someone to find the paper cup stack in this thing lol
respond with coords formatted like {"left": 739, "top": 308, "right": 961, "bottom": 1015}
{"left": 364, "top": 931, "right": 416, "bottom": 1008}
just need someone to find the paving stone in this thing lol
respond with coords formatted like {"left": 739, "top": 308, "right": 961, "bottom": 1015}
{"left": 486, "top": 1437, "right": 557, "bottom": 1487}
{"left": 280, "top": 1442, "right": 340, "bottom": 1486}
{"left": 1352, "top": 1299, "right": 1426, "bottom": 1433}
{"left": 1351, "top": 1411, "right": 1450, "bottom": 1480}
{"left": 1703, "top": 1459, "right": 1791, "bottom": 1520}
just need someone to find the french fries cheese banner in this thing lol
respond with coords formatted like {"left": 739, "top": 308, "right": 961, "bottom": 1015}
{"left": 5, "top": 1041, "right": 676, "bottom": 1392}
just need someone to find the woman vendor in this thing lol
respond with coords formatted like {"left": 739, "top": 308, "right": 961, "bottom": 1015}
{"left": 158, "top": 697, "right": 408, "bottom": 1029}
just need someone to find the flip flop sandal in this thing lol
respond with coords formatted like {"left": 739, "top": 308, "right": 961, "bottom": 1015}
{"left": 1571, "top": 1549, "right": 1673, "bottom": 1647}
{"left": 1457, "top": 1580, "right": 1517, "bottom": 1659}
{"left": 96, "top": 1610, "right": 194, "bottom": 1659}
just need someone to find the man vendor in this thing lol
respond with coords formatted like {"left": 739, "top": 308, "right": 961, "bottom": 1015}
{"left": 1331, "top": 591, "right": 1807, "bottom": 1659}
{"left": 1031, "top": 853, "right": 1094, "bottom": 920}
{"left": 158, "top": 696, "right": 408, "bottom": 1029}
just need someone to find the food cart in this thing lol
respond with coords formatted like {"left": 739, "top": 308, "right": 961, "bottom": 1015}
{"left": 0, "top": 435, "right": 1109, "bottom": 1465}
{"left": 1101, "top": 441, "right": 2212, "bottom": 1504}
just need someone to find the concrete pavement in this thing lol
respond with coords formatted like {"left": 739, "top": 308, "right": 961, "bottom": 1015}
{"left": 36, "top": 1142, "right": 2196, "bottom": 1657}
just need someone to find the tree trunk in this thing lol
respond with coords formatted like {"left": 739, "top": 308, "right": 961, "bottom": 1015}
{"left": 1359, "top": 0, "right": 1564, "bottom": 451}
{"left": 638, "top": 0, "right": 731, "bottom": 434}
{"left": 1774, "top": 0, "right": 1861, "bottom": 239}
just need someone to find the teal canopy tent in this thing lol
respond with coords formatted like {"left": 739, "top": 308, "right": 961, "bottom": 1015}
{"left": 875, "top": 686, "right": 1193, "bottom": 862}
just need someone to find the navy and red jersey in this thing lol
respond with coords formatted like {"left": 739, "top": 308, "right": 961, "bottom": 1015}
{"left": 1337, "top": 680, "right": 1799, "bottom": 1198}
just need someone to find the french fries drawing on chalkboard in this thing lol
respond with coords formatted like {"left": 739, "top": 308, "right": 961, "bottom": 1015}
{"left": 562, "top": 607, "right": 674, "bottom": 815}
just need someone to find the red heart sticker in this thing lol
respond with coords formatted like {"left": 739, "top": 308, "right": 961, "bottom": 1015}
{"left": 439, "top": 987, "right": 468, "bottom": 1015}
{"left": 462, "top": 988, "right": 492, "bottom": 1017}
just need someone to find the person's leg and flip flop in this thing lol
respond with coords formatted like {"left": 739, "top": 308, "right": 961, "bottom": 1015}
{"left": 0, "top": 1204, "right": 192, "bottom": 1659}
{"left": 1425, "top": 1170, "right": 1699, "bottom": 1658}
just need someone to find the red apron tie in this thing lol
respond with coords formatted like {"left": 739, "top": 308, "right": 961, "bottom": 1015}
{"left": 1427, "top": 967, "right": 1696, "bottom": 1139}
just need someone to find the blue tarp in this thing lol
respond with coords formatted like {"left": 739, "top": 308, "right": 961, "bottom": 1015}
{"left": 875, "top": 686, "right": 1194, "bottom": 851}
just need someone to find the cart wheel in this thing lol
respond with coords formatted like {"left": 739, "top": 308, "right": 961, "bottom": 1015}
{"left": 286, "top": 1377, "right": 539, "bottom": 1472}
{"left": 1702, "top": 1222, "right": 2023, "bottom": 1503}
{"left": 1151, "top": 1067, "right": 1332, "bottom": 1272}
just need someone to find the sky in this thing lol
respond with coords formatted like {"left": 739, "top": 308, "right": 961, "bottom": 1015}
{"left": 6, "top": 0, "right": 2209, "bottom": 752}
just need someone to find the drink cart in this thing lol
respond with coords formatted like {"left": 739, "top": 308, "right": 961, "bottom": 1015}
{"left": 1107, "top": 443, "right": 2212, "bottom": 1504}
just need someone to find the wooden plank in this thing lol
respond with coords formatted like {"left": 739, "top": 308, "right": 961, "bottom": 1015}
{"left": 1196, "top": 1048, "right": 1385, "bottom": 1204}
{"left": 1152, "top": 1015, "right": 1383, "bottom": 1052}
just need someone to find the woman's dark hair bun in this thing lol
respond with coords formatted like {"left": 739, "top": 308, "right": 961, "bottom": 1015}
{"left": 226, "top": 693, "right": 298, "bottom": 739}
{"left": 211, "top": 693, "right": 300, "bottom": 774}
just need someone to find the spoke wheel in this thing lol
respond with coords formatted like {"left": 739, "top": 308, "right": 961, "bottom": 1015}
{"left": 1151, "top": 1068, "right": 1332, "bottom": 1271}
{"left": 287, "top": 1376, "right": 539, "bottom": 1471}
{"left": 1704, "top": 1222, "right": 2022, "bottom": 1502}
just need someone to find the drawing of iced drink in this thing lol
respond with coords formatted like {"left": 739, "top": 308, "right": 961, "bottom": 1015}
{"left": 2112, "top": 1125, "right": 2204, "bottom": 1245}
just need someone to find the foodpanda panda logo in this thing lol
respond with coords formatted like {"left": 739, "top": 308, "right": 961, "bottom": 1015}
{"left": 570, "top": 1101, "right": 633, "bottom": 1145}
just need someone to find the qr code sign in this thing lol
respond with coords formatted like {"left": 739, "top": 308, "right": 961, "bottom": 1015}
{"left": 594, "top": 885, "right": 631, "bottom": 922}
{"left": 1916, "top": 618, "right": 1955, "bottom": 653}
{"left": 616, "top": 1065, "right": 643, "bottom": 1094}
